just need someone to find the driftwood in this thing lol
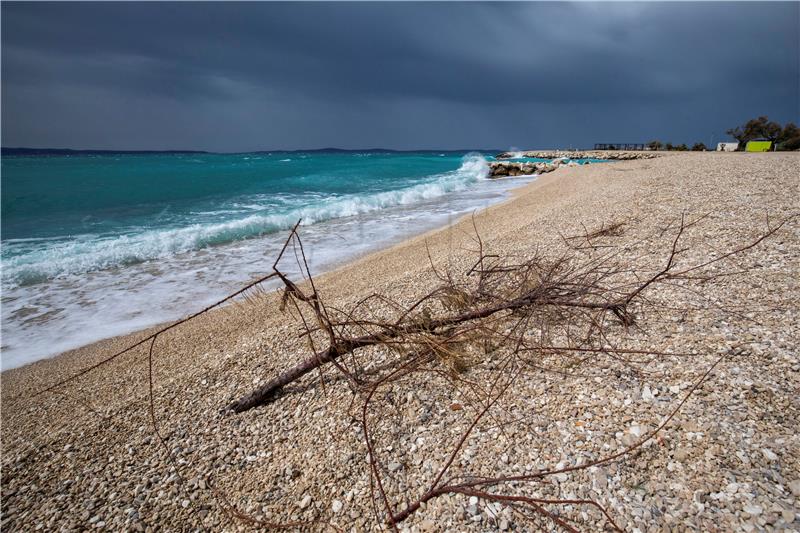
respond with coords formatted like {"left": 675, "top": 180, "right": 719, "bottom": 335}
{"left": 226, "top": 213, "right": 784, "bottom": 415}
{"left": 29, "top": 213, "right": 795, "bottom": 531}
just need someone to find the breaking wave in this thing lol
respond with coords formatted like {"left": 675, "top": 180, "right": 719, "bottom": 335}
{"left": 3, "top": 154, "right": 489, "bottom": 287}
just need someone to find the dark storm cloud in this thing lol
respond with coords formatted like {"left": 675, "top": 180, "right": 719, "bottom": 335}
{"left": 2, "top": 2, "right": 798, "bottom": 151}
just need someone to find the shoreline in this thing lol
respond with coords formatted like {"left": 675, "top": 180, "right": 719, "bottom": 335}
{"left": 1, "top": 153, "right": 583, "bottom": 377}
{"left": 2, "top": 152, "right": 798, "bottom": 531}
{"left": 0, "top": 164, "right": 537, "bottom": 372}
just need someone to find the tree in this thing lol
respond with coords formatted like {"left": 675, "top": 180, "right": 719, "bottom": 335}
{"left": 664, "top": 142, "right": 674, "bottom": 151}
{"left": 647, "top": 140, "right": 663, "bottom": 151}
{"left": 777, "top": 122, "right": 800, "bottom": 151}
{"left": 676, "top": 143, "right": 689, "bottom": 151}
{"left": 726, "top": 116, "right": 783, "bottom": 149}
{"left": 691, "top": 143, "right": 707, "bottom": 151}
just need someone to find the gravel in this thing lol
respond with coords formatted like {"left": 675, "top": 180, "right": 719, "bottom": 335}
{"left": 2, "top": 152, "right": 798, "bottom": 531}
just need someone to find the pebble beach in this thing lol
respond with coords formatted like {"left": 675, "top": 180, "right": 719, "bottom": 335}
{"left": 2, "top": 152, "right": 799, "bottom": 532}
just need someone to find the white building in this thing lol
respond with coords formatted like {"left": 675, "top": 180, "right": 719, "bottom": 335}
{"left": 716, "top": 142, "right": 739, "bottom": 152}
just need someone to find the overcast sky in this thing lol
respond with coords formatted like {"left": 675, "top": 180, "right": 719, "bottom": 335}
{"left": 2, "top": 2, "right": 798, "bottom": 151}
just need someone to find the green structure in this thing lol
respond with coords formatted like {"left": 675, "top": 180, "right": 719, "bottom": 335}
{"left": 745, "top": 140, "right": 772, "bottom": 152}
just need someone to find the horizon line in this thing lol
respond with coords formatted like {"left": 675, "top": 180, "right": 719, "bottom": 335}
{"left": 1, "top": 146, "right": 509, "bottom": 155}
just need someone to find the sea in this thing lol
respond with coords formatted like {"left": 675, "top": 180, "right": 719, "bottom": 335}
{"left": 1, "top": 150, "right": 551, "bottom": 369}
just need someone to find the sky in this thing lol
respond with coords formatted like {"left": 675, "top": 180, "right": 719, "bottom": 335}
{"left": 2, "top": 2, "right": 798, "bottom": 152}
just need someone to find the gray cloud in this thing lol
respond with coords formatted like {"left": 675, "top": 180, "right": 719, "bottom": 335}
{"left": 2, "top": 1, "right": 798, "bottom": 151}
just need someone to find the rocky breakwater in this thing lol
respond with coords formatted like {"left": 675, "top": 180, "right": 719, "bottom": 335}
{"left": 488, "top": 157, "right": 580, "bottom": 178}
{"left": 495, "top": 150, "right": 661, "bottom": 161}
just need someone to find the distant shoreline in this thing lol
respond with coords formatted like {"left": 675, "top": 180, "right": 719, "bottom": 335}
{"left": 1, "top": 147, "right": 505, "bottom": 157}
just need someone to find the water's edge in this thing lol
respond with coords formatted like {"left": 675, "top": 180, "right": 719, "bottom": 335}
{"left": 1, "top": 168, "right": 539, "bottom": 370}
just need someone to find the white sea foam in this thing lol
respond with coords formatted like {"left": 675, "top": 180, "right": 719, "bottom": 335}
{"left": 3, "top": 154, "right": 489, "bottom": 288}
{"left": 0, "top": 153, "right": 517, "bottom": 369}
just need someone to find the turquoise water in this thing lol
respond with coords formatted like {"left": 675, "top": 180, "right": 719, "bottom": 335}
{"left": 3, "top": 152, "right": 478, "bottom": 282}
{"left": 1, "top": 151, "right": 539, "bottom": 369}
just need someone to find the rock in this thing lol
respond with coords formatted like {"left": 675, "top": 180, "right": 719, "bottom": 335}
{"left": 790, "top": 480, "right": 800, "bottom": 497}
{"left": 782, "top": 510, "right": 795, "bottom": 523}
{"left": 593, "top": 468, "right": 608, "bottom": 490}
{"left": 491, "top": 165, "right": 508, "bottom": 177}
{"left": 743, "top": 504, "right": 763, "bottom": 516}
{"left": 499, "top": 519, "right": 510, "bottom": 530}
{"left": 388, "top": 461, "right": 402, "bottom": 473}
{"left": 419, "top": 520, "right": 436, "bottom": 532}
{"left": 674, "top": 448, "right": 691, "bottom": 461}
{"left": 630, "top": 424, "right": 646, "bottom": 437}
{"left": 332, "top": 500, "right": 343, "bottom": 513}
{"left": 761, "top": 449, "right": 778, "bottom": 462}
{"left": 642, "top": 385, "right": 654, "bottom": 401}
{"left": 299, "top": 495, "right": 311, "bottom": 509}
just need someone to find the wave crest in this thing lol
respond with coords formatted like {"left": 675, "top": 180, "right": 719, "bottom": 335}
{"left": 3, "top": 154, "right": 489, "bottom": 286}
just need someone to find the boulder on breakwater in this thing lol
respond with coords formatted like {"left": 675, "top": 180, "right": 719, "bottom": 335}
{"left": 488, "top": 160, "right": 561, "bottom": 178}
{"left": 495, "top": 150, "right": 660, "bottom": 161}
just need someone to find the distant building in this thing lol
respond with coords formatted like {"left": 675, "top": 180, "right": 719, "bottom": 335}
{"left": 716, "top": 142, "right": 739, "bottom": 152}
{"left": 593, "top": 143, "right": 646, "bottom": 151}
{"left": 745, "top": 139, "right": 772, "bottom": 152}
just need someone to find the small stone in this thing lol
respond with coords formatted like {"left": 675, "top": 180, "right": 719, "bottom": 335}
{"left": 790, "top": 480, "right": 800, "bottom": 497}
{"left": 743, "top": 504, "right": 763, "bottom": 516}
{"left": 95, "top": 522, "right": 105, "bottom": 529}
{"left": 674, "top": 448, "right": 691, "bottom": 461}
{"left": 669, "top": 385, "right": 681, "bottom": 394}
{"left": 762, "top": 449, "right": 778, "bottom": 462}
{"left": 332, "top": 500, "right": 343, "bottom": 513}
{"left": 499, "top": 519, "right": 509, "bottom": 531}
{"left": 593, "top": 469, "right": 608, "bottom": 490}
{"left": 181, "top": 500, "right": 190, "bottom": 508}
{"left": 782, "top": 510, "right": 795, "bottom": 523}
{"left": 419, "top": 520, "right": 436, "bottom": 532}
{"left": 682, "top": 421, "right": 701, "bottom": 432}
{"left": 629, "top": 424, "right": 645, "bottom": 438}
{"left": 299, "top": 495, "right": 311, "bottom": 509}
{"left": 642, "top": 385, "right": 654, "bottom": 401}
{"left": 468, "top": 496, "right": 479, "bottom": 506}
{"left": 388, "top": 461, "right": 402, "bottom": 473}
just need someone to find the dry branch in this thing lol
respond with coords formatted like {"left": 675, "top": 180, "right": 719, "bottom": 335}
{"left": 28, "top": 212, "right": 795, "bottom": 531}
